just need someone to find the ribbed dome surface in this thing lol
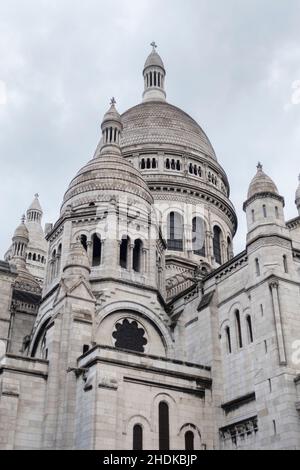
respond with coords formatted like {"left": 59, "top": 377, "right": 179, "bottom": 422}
{"left": 14, "top": 222, "right": 29, "bottom": 240}
{"left": 120, "top": 101, "right": 217, "bottom": 160}
{"left": 247, "top": 166, "right": 279, "bottom": 199}
{"left": 62, "top": 154, "right": 153, "bottom": 211}
{"left": 144, "top": 51, "right": 165, "bottom": 71}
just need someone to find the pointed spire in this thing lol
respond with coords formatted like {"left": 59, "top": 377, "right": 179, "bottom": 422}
{"left": 143, "top": 43, "right": 166, "bottom": 103}
{"left": 100, "top": 98, "right": 123, "bottom": 156}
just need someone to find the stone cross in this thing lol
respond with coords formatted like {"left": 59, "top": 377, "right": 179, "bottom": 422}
{"left": 151, "top": 41, "right": 157, "bottom": 51}
{"left": 110, "top": 97, "right": 116, "bottom": 106}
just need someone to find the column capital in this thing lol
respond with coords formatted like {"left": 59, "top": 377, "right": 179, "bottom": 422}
{"left": 269, "top": 279, "right": 279, "bottom": 290}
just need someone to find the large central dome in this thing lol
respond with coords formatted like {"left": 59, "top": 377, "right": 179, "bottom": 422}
{"left": 120, "top": 101, "right": 217, "bottom": 160}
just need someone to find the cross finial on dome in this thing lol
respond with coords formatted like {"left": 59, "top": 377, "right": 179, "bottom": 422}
{"left": 150, "top": 41, "right": 157, "bottom": 51}
{"left": 110, "top": 97, "right": 116, "bottom": 106}
{"left": 21, "top": 214, "right": 26, "bottom": 224}
{"left": 257, "top": 162, "right": 263, "bottom": 171}
{"left": 34, "top": 193, "right": 39, "bottom": 199}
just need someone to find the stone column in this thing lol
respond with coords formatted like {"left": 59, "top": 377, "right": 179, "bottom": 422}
{"left": 142, "top": 248, "right": 147, "bottom": 274}
{"left": 206, "top": 230, "right": 213, "bottom": 264}
{"left": 87, "top": 241, "right": 93, "bottom": 265}
{"left": 100, "top": 240, "right": 105, "bottom": 266}
{"left": 269, "top": 280, "right": 287, "bottom": 365}
{"left": 128, "top": 243, "right": 133, "bottom": 271}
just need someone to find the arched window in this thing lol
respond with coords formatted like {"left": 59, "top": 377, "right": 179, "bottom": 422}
{"left": 192, "top": 217, "right": 206, "bottom": 256}
{"left": 213, "top": 226, "right": 222, "bottom": 264}
{"left": 171, "top": 159, "right": 176, "bottom": 170}
{"left": 120, "top": 236, "right": 129, "bottom": 269}
{"left": 33, "top": 253, "right": 36, "bottom": 261}
{"left": 166, "top": 159, "right": 170, "bottom": 170}
{"left": 28, "top": 252, "right": 32, "bottom": 260}
{"left": 80, "top": 234, "right": 88, "bottom": 252}
{"left": 146, "top": 158, "right": 151, "bottom": 169}
{"left": 167, "top": 212, "right": 183, "bottom": 251}
{"left": 152, "top": 158, "right": 157, "bottom": 169}
{"left": 235, "top": 310, "right": 243, "bottom": 348}
{"left": 189, "top": 163, "right": 193, "bottom": 174}
{"left": 246, "top": 315, "right": 254, "bottom": 344}
{"left": 176, "top": 160, "right": 181, "bottom": 171}
{"left": 251, "top": 209, "right": 255, "bottom": 223}
{"left": 275, "top": 206, "right": 279, "bottom": 219}
{"left": 263, "top": 205, "right": 267, "bottom": 218}
{"left": 227, "top": 237, "right": 232, "bottom": 261}
{"left": 141, "top": 159, "right": 145, "bottom": 170}
{"left": 198, "top": 166, "right": 202, "bottom": 177}
{"left": 159, "top": 402, "right": 170, "bottom": 450}
{"left": 133, "top": 424, "right": 143, "bottom": 450}
{"left": 225, "top": 326, "right": 232, "bottom": 354}
{"left": 133, "top": 239, "right": 143, "bottom": 273}
{"left": 92, "top": 234, "right": 101, "bottom": 267}
{"left": 185, "top": 431, "right": 194, "bottom": 450}
{"left": 283, "top": 255, "right": 288, "bottom": 273}
{"left": 56, "top": 244, "right": 62, "bottom": 275}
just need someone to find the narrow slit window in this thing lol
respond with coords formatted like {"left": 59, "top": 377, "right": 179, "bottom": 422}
{"left": 235, "top": 310, "right": 243, "bottom": 348}
{"left": 159, "top": 402, "right": 170, "bottom": 450}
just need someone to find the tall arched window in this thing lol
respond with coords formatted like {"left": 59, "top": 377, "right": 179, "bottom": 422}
{"left": 120, "top": 236, "right": 129, "bottom": 269}
{"left": 167, "top": 212, "right": 183, "bottom": 251}
{"left": 213, "top": 226, "right": 222, "bottom": 264}
{"left": 56, "top": 244, "right": 62, "bottom": 276}
{"left": 225, "top": 326, "right": 232, "bottom": 354}
{"left": 159, "top": 402, "right": 170, "bottom": 450}
{"left": 235, "top": 310, "right": 243, "bottom": 349}
{"left": 133, "top": 424, "right": 143, "bottom": 450}
{"left": 92, "top": 234, "right": 102, "bottom": 267}
{"left": 192, "top": 217, "right": 206, "bottom": 256}
{"left": 80, "top": 234, "right": 88, "bottom": 251}
{"left": 246, "top": 315, "right": 254, "bottom": 344}
{"left": 133, "top": 239, "right": 143, "bottom": 273}
{"left": 185, "top": 431, "right": 194, "bottom": 450}
{"left": 227, "top": 237, "right": 232, "bottom": 261}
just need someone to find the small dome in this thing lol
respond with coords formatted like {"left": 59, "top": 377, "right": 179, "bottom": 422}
{"left": 63, "top": 240, "right": 90, "bottom": 273}
{"left": 144, "top": 50, "right": 165, "bottom": 72}
{"left": 13, "top": 216, "right": 29, "bottom": 240}
{"left": 247, "top": 163, "right": 279, "bottom": 200}
{"left": 102, "top": 99, "right": 122, "bottom": 127}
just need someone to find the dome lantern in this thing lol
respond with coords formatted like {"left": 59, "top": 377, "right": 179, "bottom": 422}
{"left": 143, "top": 42, "right": 166, "bottom": 103}
{"left": 27, "top": 193, "right": 43, "bottom": 223}
{"left": 100, "top": 98, "right": 123, "bottom": 156}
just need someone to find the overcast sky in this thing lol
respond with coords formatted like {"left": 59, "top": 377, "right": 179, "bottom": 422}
{"left": 1, "top": 0, "right": 300, "bottom": 257}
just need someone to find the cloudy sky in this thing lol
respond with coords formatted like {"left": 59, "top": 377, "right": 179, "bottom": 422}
{"left": 1, "top": 0, "right": 300, "bottom": 257}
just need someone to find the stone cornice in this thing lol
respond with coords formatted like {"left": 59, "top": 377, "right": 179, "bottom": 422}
{"left": 243, "top": 191, "right": 285, "bottom": 211}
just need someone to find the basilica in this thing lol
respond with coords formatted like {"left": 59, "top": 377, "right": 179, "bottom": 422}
{"left": 0, "top": 45, "right": 300, "bottom": 450}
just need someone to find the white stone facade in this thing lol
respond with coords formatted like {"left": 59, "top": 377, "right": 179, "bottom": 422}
{"left": 0, "top": 46, "right": 300, "bottom": 450}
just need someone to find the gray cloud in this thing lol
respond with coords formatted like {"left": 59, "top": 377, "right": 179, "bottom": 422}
{"left": 1, "top": 0, "right": 300, "bottom": 256}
